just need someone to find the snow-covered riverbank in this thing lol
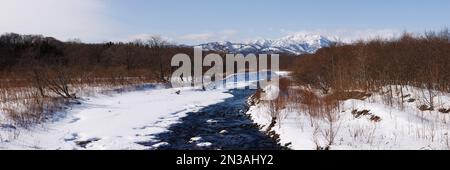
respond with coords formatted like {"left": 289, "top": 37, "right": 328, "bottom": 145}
{"left": 246, "top": 85, "right": 450, "bottom": 150}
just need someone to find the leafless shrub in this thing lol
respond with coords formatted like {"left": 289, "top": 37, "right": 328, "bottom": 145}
{"left": 1, "top": 88, "right": 69, "bottom": 128}
{"left": 45, "top": 67, "right": 76, "bottom": 99}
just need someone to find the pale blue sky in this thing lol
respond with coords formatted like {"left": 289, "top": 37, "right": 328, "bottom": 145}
{"left": 1, "top": 0, "right": 449, "bottom": 44}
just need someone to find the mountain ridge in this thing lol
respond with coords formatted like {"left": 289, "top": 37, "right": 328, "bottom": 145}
{"left": 197, "top": 33, "right": 335, "bottom": 55}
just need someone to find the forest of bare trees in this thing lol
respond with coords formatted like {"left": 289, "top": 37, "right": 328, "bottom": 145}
{"left": 292, "top": 30, "right": 450, "bottom": 94}
{"left": 0, "top": 33, "right": 193, "bottom": 87}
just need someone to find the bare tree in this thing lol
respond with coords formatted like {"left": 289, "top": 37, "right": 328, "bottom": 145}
{"left": 146, "top": 36, "right": 169, "bottom": 82}
{"left": 45, "top": 66, "right": 75, "bottom": 99}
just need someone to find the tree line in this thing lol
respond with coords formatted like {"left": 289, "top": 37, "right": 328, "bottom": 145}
{"left": 0, "top": 33, "right": 199, "bottom": 96}
{"left": 292, "top": 30, "right": 450, "bottom": 93}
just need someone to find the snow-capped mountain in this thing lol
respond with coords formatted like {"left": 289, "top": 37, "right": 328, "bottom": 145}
{"left": 198, "top": 33, "right": 334, "bottom": 55}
